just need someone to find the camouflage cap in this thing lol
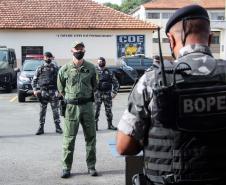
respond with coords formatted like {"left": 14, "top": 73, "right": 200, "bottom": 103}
{"left": 72, "top": 41, "right": 85, "bottom": 48}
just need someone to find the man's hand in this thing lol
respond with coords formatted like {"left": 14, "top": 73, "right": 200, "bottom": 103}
{"left": 116, "top": 131, "right": 142, "bottom": 155}
{"left": 112, "top": 93, "right": 117, "bottom": 99}
{"left": 33, "top": 90, "right": 38, "bottom": 97}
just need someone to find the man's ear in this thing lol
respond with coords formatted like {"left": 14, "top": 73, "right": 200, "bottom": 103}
{"left": 71, "top": 48, "right": 76, "bottom": 53}
{"left": 208, "top": 33, "right": 212, "bottom": 47}
{"left": 167, "top": 33, "right": 175, "bottom": 49}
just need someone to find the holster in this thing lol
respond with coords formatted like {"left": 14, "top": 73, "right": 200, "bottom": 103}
{"left": 60, "top": 99, "right": 67, "bottom": 117}
{"left": 36, "top": 91, "right": 43, "bottom": 103}
{"left": 132, "top": 174, "right": 153, "bottom": 185}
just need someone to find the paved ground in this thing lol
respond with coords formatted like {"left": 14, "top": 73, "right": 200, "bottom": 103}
{"left": 0, "top": 89, "right": 130, "bottom": 185}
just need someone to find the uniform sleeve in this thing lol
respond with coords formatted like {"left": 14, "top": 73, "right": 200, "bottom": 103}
{"left": 32, "top": 67, "right": 40, "bottom": 91}
{"left": 57, "top": 66, "right": 66, "bottom": 96}
{"left": 112, "top": 74, "right": 119, "bottom": 94}
{"left": 118, "top": 71, "right": 154, "bottom": 141}
{"left": 91, "top": 67, "right": 98, "bottom": 91}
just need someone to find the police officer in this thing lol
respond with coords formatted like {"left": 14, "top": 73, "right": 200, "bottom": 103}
{"left": 116, "top": 5, "right": 226, "bottom": 185}
{"left": 32, "top": 52, "right": 62, "bottom": 135}
{"left": 58, "top": 41, "right": 98, "bottom": 178}
{"left": 95, "top": 57, "right": 119, "bottom": 131}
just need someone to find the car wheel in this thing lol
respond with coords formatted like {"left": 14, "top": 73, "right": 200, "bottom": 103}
{"left": 18, "top": 91, "right": 25, "bottom": 102}
{"left": 5, "top": 84, "right": 12, "bottom": 93}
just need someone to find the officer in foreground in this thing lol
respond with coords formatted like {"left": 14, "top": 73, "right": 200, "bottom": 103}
{"left": 58, "top": 42, "right": 98, "bottom": 178}
{"left": 95, "top": 57, "right": 119, "bottom": 131}
{"left": 116, "top": 5, "right": 226, "bottom": 185}
{"left": 32, "top": 52, "right": 63, "bottom": 135}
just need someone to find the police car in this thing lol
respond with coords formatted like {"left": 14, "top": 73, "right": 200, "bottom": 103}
{"left": 17, "top": 55, "right": 58, "bottom": 102}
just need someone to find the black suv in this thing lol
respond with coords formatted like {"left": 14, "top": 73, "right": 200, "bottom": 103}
{"left": 17, "top": 59, "right": 44, "bottom": 102}
{"left": 0, "top": 46, "right": 17, "bottom": 92}
{"left": 108, "top": 55, "right": 153, "bottom": 86}
{"left": 122, "top": 55, "right": 153, "bottom": 77}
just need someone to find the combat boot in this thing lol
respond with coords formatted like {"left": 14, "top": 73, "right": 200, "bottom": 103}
{"left": 61, "top": 169, "right": 71, "bottom": 178}
{"left": 55, "top": 124, "right": 63, "bottom": 134}
{"left": 88, "top": 168, "right": 98, "bottom": 176}
{"left": 108, "top": 121, "right": 117, "bottom": 130}
{"left": 35, "top": 125, "right": 44, "bottom": 135}
{"left": 95, "top": 120, "right": 98, "bottom": 131}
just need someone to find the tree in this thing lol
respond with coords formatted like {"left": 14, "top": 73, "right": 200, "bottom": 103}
{"left": 104, "top": 2, "right": 121, "bottom": 11}
{"left": 104, "top": 0, "right": 152, "bottom": 14}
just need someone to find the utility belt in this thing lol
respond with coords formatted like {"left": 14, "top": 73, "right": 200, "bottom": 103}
{"left": 66, "top": 97, "right": 94, "bottom": 105}
{"left": 40, "top": 85, "right": 57, "bottom": 91}
{"left": 146, "top": 173, "right": 223, "bottom": 185}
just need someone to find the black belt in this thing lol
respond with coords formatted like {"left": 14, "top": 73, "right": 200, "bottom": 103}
{"left": 40, "top": 86, "right": 56, "bottom": 90}
{"left": 66, "top": 97, "right": 93, "bottom": 105}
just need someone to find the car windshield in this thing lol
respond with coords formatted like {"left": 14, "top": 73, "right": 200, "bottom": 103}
{"left": 125, "top": 58, "right": 153, "bottom": 67}
{"left": 0, "top": 50, "right": 8, "bottom": 69}
{"left": 22, "top": 60, "right": 44, "bottom": 71}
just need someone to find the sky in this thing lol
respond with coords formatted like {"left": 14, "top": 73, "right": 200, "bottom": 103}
{"left": 93, "top": 0, "right": 122, "bottom": 5}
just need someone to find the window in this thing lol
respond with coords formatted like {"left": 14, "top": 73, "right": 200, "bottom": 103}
{"left": 162, "top": 38, "right": 169, "bottom": 43}
{"left": 162, "top": 12, "right": 174, "bottom": 19}
{"left": 211, "top": 32, "right": 220, "bottom": 44}
{"left": 152, "top": 38, "right": 159, "bottom": 43}
{"left": 211, "top": 35, "right": 220, "bottom": 44}
{"left": 210, "top": 12, "right": 225, "bottom": 20}
{"left": 146, "top": 12, "right": 160, "bottom": 19}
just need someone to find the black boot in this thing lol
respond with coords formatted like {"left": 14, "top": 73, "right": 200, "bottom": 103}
{"left": 56, "top": 124, "right": 63, "bottom": 134}
{"left": 61, "top": 169, "right": 71, "bottom": 178}
{"left": 108, "top": 122, "right": 117, "bottom": 130}
{"left": 95, "top": 120, "right": 98, "bottom": 131}
{"left": 36, "top": 125, "right": 44, "bottom": 135}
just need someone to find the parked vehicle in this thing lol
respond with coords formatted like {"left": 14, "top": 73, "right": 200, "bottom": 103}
{"left": 0, "top": 46, "right": 17, "bottom": 92}
{"left": 122, "top": 55, "right": 153, "bottom": 77}
{"left": 17, "top": 59, "right": 44, "bottom": 102}
{"left": 108, "top": 55, "right": 153, "bottom": 86}
{"left": 17, "top": 58, "right": 58, "bottom": 102}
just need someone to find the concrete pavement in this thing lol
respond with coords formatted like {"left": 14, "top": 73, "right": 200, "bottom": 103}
{"left": 0, "top": 90, "right": 130, "bottom": 185}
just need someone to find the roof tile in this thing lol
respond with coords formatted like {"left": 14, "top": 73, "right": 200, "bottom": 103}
{"left": 0, "top": 0, "right": 157, "bottom": 29}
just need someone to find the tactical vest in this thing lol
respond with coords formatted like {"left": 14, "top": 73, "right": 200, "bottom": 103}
{"left": 144, "top": 60, "right": 226, "bottom": 184}
{"left": 38, "top": 64, "right": 57, "bottom": 89}
{"left": 98, "top": 69, "right": 112, "bottom": 91}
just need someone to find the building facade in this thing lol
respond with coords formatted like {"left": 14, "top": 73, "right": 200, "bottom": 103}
{"left": 131, "top": 0, "right": 226, "bottom": 59}
{"left": 0, "top": 0, "right": 156, "bottom": 67}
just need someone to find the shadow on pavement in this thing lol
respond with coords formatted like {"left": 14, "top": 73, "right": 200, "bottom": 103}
{"left": 70, "top": 169, "right": 124, "bottom": 177}
{"left": 0, "top": 132, "right": 62, "bottom": 139}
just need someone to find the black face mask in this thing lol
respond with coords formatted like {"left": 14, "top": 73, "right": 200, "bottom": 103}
{"left": 98, "top": 61, "right": 106, "bottom": 68}
{"left": 45, "top": 59, "right": 52, "bottom": 63}
{"left": 73, "top": 51, "right": 85, "bottom": 60}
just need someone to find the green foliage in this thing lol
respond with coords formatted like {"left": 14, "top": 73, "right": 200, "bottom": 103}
{"left": 104, "top": 2, "right": 121, "bottom": 11}
{"left": 104, "top": 0, "right": 151, "bottom": 14}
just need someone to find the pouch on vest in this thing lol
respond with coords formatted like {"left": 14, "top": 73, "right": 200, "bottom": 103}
{"left": 154, "top": 61, "right": 226, "bottom": 132}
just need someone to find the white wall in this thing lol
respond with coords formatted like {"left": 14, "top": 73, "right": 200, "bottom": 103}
{"left": 0, "top": 29, "right": 153, "bottom": 66}
{"left": 133, "top": 8, "right": 225, "bottom": 58}
{"left": 220, "top": 30, "right": 226, "bottom": 59}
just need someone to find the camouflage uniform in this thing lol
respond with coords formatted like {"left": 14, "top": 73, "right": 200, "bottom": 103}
{"left": 32, "top": 62, "right": 61, "bottom": 133}
{"left": 118, "top": 44, "right": 226, "bottom": 185}
{"left": 94, "top": 67, "right": 119, "bottom": 130}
